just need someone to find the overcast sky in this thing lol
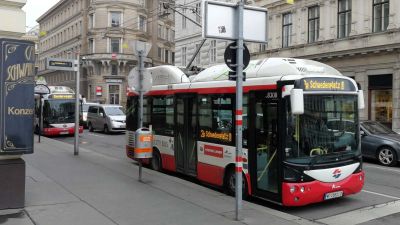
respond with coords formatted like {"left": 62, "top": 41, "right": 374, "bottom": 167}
{"left": 23, "top": 0, "right": 60, "bottom": 30}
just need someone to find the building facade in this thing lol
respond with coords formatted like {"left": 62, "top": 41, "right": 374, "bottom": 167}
{"left": 0, "top": 0, "right": 26, "bottom": 38}
{"left": 174, "top": 0, "right": 234, "bottom": 70}
{"left": 252, "top": 0, "right": 400, "bottom": 132}
{"left": 37, "top": 0, "right": 175, "bottom": 106}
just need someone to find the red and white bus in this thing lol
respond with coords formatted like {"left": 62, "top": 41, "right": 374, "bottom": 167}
{"left": 35, "top": 86, "right": 83, "bottom": 136}
{"left": 125, "top": 58, "right": 365, "bottom": 206}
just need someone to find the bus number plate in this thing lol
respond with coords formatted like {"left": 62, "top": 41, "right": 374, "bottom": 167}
{"left": 324, "top": 191, "right": 343, "bottom": 200}
{"left": 60, "top": 131, "right": 69, "bottom": 135}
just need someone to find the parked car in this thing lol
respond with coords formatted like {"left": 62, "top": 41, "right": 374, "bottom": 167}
{"left": 360, "top": 120, "right": 400, "bottom": 166}
{"left": 87, "top": 105, "right": 126, "bottom": 133}
{"left": 81, "top": 102, "right": 99, "bottom": 128}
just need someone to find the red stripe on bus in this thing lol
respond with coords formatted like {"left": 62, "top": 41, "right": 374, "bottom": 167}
{"left": 160, "top": 153, "right": 176, "bottom": 172}
{"left": 127, "top": 85, "right": 277, "bottom": 96}
{"left": 197, "top": 162, "right": 224, "bottom": 186}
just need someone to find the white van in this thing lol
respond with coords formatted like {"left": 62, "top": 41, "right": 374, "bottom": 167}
{"left": 87, "top": 105, "right": 126, "bottom": 133}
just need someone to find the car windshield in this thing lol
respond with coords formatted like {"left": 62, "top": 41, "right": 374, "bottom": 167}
{"left": 285, "top": 94, "right": 359, "bottom": 165}
{"left": 362, "top": 121, "right": 394, "bottom": 134}
{"left": 43, "top": 99, "right": 75, "bottom": 124}
{"left": 104, "top": 107, "right": 125, "bottom": 116}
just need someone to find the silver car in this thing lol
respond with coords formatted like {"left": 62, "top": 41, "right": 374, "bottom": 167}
{"left": 87, "top": 105, "right": 126, "bottom": 133}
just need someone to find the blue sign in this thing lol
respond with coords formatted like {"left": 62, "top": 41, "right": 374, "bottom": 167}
{"left": 1, "top": 39, "right": 35, "bottom": 154}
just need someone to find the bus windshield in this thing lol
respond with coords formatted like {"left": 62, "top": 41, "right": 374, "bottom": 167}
{"left": 285, "top": 94, "right": 359, "bottom": 165}
{"left": 43, "top": 99, "right": 76, "bottom": 124}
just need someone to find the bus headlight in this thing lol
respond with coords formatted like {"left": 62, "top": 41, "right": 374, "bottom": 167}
{"left": 290, "top": 186, "right": 296, "bottom": 193}
{"left": 300, "top": 186, "right": 305, "bottom": 193}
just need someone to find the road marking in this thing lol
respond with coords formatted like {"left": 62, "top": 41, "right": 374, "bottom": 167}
{"left": 316, "top": 200, "right": 400, "bottom": 225}
{"left": 87, "top": 133, "right": 106, "bottom": 138}
{"left": 361, "top": 189, "right": 400, "bottom": 200}
{"left": 364, "top": 164, "right": 400, "bottom": 174}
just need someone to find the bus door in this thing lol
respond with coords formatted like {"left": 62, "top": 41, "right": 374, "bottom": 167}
{"left": 249, "top": 91, "right": 280, "bottom": 201}
{"left": 174, "top": 94, "right": 198, "bottom": 176}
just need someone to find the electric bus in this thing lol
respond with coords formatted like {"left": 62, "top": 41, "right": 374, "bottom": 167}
{"left": 125, "top": 58, "right": 365, "bottom": 206}
{"left": 35, "top": 86, "right": 83, "bottom": 136}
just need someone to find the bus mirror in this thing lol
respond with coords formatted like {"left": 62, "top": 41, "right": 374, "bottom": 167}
{"left": 290, "top": 89, "right": 304, "bottom": 115}
{"left": 358, "top": 90, "right": 365, "bottom": 110}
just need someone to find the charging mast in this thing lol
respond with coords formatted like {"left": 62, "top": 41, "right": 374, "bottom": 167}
{"left": 202, "top": 0, "right": 267, "bottom": 220}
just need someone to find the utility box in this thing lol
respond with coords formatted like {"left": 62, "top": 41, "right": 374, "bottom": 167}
{"left": 134, "top": 128, "right": 153, "bottom": 159}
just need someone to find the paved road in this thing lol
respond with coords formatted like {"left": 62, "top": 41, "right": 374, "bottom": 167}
{"left": 51, "top": 130, "right": 400, "bottom": 224}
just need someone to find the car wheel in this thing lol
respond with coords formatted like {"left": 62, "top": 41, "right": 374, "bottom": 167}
{"left": 88, "top": 123, "right": 94, "bottom": 132}
{"left": 104, "top": 125, "right": 110, "bottom": 134}
{"left": 224, "top": 168, "right": 248, "bottom": 199}
{"left": 377, "top": 147, "right": 398, "bottom": 167}
{"left": 150, "top": 150, "right": 162, "bottom": 171}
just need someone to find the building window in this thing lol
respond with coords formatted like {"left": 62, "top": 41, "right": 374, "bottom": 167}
{"left": 165, "top": 49, "right": 169, "bottom": 63}
{"left": 259, "top": 44, "right": 267, "bottom": 52}
{"left": 158, "top": 47, "right": 163, "bottom": 60}
{"left": 338, "top": 0, "right": 352, "bottom": 38}
{"left": 110, "top": 12, "right": 121, "bottom": 27}
{"left": 308, "top": 6, "right": 319, "bottom": 43}
{"left": 172, "top": 52, "right": 175, "bottom": 65}
{"left": 139, "top": 15, "right": 147, "bottom": 32}
{"left": 195, "top": 44, "right": 201, "bottom": 65}
{"left": 111, "top": 38, "right": 120, "bottom": 53}
{"left": 111, "top": 64, "right": 118, "bottom": 75}
{"left": 89, "top": 13, "right": 94, "bottom": 29}
{"left": 170, "top": 30, "right": 175, "bottom": 42}
{"left": 182, "top": 9, "right": 187, "bottom": 29}
{"left": 109, "top": 85, "right": 120, "bottom": 105}
{"left": 165, "top": 27, "right": 169, "bottom": 40}
{"left": 368, "top": 74, "right": 393, "bottom": 128}
{"left": 181, "top": 47, "right": 186, "bottom": 66}
{"left": 282, "top": 13, "right": 292, "bottom": 47}
{"left": 373, "top": 0, "right": 389, "bottom": 32}
{"left": 195, "top": 3, "right": 201, "bottom": 23}
{"left": 88, "top": 38, "right": 94, "bottom": 54}
{"left": 210, "top": 40, "right": 216, "bottom": 63}
{"left": 158, "top": 24, "right": 163, "bottom": 38}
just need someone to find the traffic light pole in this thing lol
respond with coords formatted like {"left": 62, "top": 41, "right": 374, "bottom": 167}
{"left": 235, "top": 0, "right": 244, "bottom": 221}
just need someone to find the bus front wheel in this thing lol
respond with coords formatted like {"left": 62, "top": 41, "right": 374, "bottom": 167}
{"left": 224, "top": 167, "right": 248, "bottom": 199}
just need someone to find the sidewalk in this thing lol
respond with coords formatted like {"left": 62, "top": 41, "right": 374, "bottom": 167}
{"left": 1, "top": 136, "right": 316, "bottom": 225}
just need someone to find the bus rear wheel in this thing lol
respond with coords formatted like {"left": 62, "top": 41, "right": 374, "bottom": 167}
{"left": 150, "top": 150, "right": 162, "bottom": 171}
{"left": 224, "top": 168, "right": 248, "bottom": 199}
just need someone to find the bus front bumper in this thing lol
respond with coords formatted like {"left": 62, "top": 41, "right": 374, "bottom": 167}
{"left": 43, "top": 126, "right": 84, "bottom": 136}
{"left": 282, "top": 171, "right": 364, "bottom": 206}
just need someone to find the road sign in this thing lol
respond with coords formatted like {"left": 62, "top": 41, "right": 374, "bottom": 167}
{"left": 46, "top": 58, "right": 78, "bottom": 71}
{"left": 128, "top": 67, "right": 152, "bottom": 94}
{"left": 202, "top": 0, "right": 268, "bottom": 43}
{"left": 224, "top": 42, "right": 250, "bottom": 71}
{"left": 34, "top": 84, "right": 50, "bottom": 95}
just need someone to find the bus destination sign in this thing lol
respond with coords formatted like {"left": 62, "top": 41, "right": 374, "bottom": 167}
{"left": 1, "top": 39, "right": 35, "bottom": 154}
{"left": 296, "top": 78, "right": 356, "bottom": 92}
{"left": 46, "top": 58, "right": 78, "bottom": 71}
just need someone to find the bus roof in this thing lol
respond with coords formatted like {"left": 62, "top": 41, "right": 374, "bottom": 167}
{"left": 190, "top": 58, "right": 343, "bottom": 82}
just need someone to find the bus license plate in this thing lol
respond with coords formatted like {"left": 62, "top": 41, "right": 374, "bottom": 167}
{"left": 324, "top": 191, "right": 343, "bottom": 200}
{"left": 60, "top": 131, "right": 69, "bottom": 135}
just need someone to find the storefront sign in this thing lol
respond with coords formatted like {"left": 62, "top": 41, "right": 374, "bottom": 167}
{"left": 0, "top": 39, "right": 35, "bottom": 155}
{"left": 106, "top": 79, "right": 122, "bottom": 83}
{"left": 96, "top": 86, "right": 102, "bottom": 96}
{"left": 296, "top": 78, "right": 356, "bottom": 92}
